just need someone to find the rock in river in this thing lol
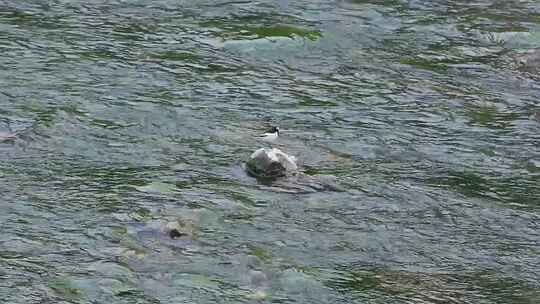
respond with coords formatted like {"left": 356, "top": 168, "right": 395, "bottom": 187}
{"left": 245, "top": 148, "right": 298, "bottom": 178}
{"left": 515, "top": 48, "right": 540, "bottom": 74}
{"left": 0, "top": 131, "right": 16, "bottom": 141}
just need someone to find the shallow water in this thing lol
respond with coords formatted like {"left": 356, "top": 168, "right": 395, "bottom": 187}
{"left": 1, "top": 0, "right": 539, "bottom": 303}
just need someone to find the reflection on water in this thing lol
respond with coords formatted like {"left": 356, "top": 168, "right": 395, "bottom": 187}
{"left": 1, "top": 0, "right": 539, "bottom": 303}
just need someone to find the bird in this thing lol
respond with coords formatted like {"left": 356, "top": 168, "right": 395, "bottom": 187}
{"left": 258, "top": 126, "right": 279, "bottom": 142}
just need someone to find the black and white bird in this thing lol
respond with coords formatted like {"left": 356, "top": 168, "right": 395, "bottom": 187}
{"left": 258, "top": 126, "right": 279, "bottom": 142}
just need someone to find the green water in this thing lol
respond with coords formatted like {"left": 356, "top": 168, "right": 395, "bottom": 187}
{"left": 1, "top": 1, "right": 539, "bottom": 303}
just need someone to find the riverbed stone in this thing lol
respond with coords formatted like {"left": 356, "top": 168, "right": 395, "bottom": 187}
{"left": 515, "top": 48, "right": 540, "bottom": 74}
{"left": 245, "top": 148, "right": 298, "bottom": 178}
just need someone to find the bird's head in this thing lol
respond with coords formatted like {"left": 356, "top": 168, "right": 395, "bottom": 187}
{"left": 270, "top": 126, "right": 279, "bottom": 135}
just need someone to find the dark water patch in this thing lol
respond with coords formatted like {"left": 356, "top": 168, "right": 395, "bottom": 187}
{"left": 111, "top": 21, "right": 160, "bottom": 41}
{"left": 341, "top": 0, "right": 402, "bottom": 6}
{"left": 247, "top": 246, "right": 271, "bottom": 262}
{"left": 400, "top": 57, "right": 450, "bottom": 73}
{"left": 145, "top": 50, "right": 199, "bottom": 62}
{"left": 48, "top": 276, "right": 81, "bottom": 301}
{"left": 77, "top": 48, "right": 123, "bottom": 61}
{"left": 198, "top": 14, "right": 321, "bottom": 41}
{"left": 425, "top": 170, "right": 540, "bottom": 209}
{"left": 89, "top": 118, "right": 138, "bottom": 130}
{"left": 325, "top": 264, "right": 540, "bottom": 303}
{"left": 465, "top": 104, "right": 521, "bottom": 129}
{"left": 248, "top": 25, "right": 321, "bottom": 40}
{"left": 435, "top": 170, "right": 491, "bottom": 198}
{"left": 0, "top": 8, "right": 70, "bottom": 30}
{"left": 15, "top": 104, "right": 57, "bottom": 127}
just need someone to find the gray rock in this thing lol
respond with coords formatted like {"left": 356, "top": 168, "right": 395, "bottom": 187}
{"left": 245, "top": 148, "right": 298, "bottom": 178}
{"left": 515, "top": 48, "right": 540, "bottom": 74}
{"left": 165, "top": 219, "right": 196, "bottom": 239}
{"left": 0, "top": 131, "right": 16, "bottom": 141}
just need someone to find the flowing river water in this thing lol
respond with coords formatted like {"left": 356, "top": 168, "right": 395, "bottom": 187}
{"left": 1, "top": 0, "right": 539, "bottom": 303}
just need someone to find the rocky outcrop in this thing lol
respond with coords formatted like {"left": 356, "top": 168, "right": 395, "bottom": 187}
{"left": 245, "top": 148, "right": 298, "bottom": 178}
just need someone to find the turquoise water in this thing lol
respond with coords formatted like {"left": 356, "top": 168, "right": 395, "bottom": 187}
{"left": 1, "top": 1, "right": 539, "bottom": 303}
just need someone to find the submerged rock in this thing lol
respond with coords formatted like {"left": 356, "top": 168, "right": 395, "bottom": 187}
{"left": 0, "top": 131, "right": 16, "bottom": 141}
{"left": 245, "top": 148, "right": 298, "bottom": 178}
{"left": 243, "top": 148, "right": 347, "bottom": 193}
{"left": 165, "top": 219, "right": 196, "bottom": 240}
{"left": 127, "top": 217, "right": 198, "bottom": 251}
{"left": 534, "top": 111, "right": 540, "bottom": 123}
{"left": 515, "top": 48, "right": 540, "bottom": 74}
